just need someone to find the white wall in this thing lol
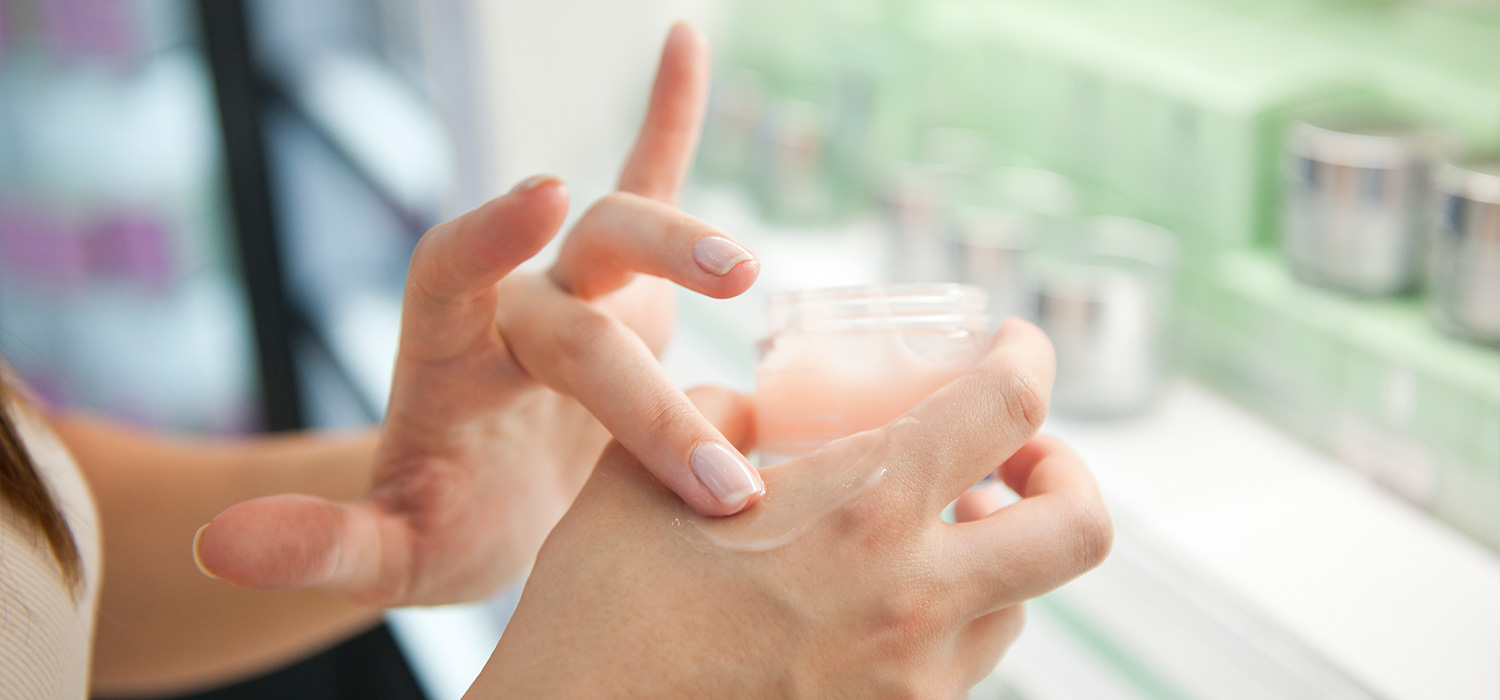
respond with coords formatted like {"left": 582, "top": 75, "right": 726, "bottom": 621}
{"left": 465, "top": 0, "right": 725, "bottom": 204}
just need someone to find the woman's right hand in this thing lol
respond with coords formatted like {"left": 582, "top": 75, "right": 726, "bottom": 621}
{"left": 470, "top": 320, "right": 1113, "bottom": 699}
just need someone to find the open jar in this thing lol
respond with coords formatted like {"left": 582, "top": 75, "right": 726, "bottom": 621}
{"left": 755, "top": 283, "right": 990, "bottom": 463}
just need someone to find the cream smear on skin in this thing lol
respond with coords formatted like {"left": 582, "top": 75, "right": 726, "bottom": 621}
{"left": 671, "top": 419, "right": 915, "bottom": 552}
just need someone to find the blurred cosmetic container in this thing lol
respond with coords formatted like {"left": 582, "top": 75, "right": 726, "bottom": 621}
{"left": 1428, "top": 156, "right": 1500, "bottom": 346}
{"left": 749, "top": 97, "right": 839, "bottom": 223}
{"left": 880, "top": 162, "right": 970, "bottom": 283}
{"left": 1282, "top": 116, "right": 1441, "bottom": 295}
{"left": 700, "top": 67, "right": 768, "bottom": 182}
{"left": 1025, "top": 216, "right": 1179, "bottom": 417}
{"left": 951, "top": 167, "right": 1080, "bottom": 321}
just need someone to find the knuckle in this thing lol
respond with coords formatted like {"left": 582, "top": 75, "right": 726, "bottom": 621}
{"left": 874, "top": 571, "right": 958, "bottom": 640}
{"left": 1059, "top": 496, "right": 1114, "bottom": 574}
{"left": 406, "top": 230, "right": 452, "bottom": 298}
{"left": 876, "top": 671, "right": 954, "bottom": 700}
{"left": 549, "top": 307, "right": 620, "bottom": 367}
{"left": 590, "top": 191, "right": 634, "bottom": 219}
{"left": 1003, "top": 366, "right": 1050, "bottom": 434}
{"left": 974, "top": 362, "right": 1049, "bottom": 435}
{"left": 640, "top": 392, "right": 697, "bottom": 440}
{"left": 827, "top": 481, "right": 913, "bottom": 544}
{"left": 569, "top": 194, "right": 626, "bottom": 245}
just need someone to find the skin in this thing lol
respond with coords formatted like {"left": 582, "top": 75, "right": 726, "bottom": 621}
{"left": 48, "top": 23, "right": 766, "bottom": 695}
{"left": 469, "top": 322, "right": 1114, "bottom": 699}
{"left": 50, "top": 420, "right": 385, "bottom": 696}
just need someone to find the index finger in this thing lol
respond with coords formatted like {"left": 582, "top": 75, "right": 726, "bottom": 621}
{"left": 616, "top": 22, "right": 710, "bottom": 204}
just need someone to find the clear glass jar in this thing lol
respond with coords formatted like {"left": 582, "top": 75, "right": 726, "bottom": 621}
{"left": 755, "top": 283, "right": 990, "bottom": 463}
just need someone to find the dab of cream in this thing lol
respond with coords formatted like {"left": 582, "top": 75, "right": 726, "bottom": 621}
{"left": 671, "top": 418, "right": 918, "bottom": 552}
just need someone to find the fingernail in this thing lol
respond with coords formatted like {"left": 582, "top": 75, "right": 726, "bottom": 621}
{"left": 510, "top": 174, "right": 565, "bottom": 194}
{"left": 691, "top": 443, "right": 763, "bottom": 507}
{"left": 192, "top": 524, "right": 221, "bottom": 580}
{"left": 693, "top": 237, "right": 754, "bottom": 276}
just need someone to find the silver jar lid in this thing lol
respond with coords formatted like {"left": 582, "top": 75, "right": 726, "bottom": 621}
{"left": 1436, "top": 157, "right": 1500, "bottom": 206}
{"left": 1288, "top": 118, "right": 1425, "bottom": 171}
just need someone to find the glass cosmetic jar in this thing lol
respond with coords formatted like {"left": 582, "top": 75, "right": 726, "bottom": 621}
{"left": 755, "top": 283, "right": 990, "bottom": 463}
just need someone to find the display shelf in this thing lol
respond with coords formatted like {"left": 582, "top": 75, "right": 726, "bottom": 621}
{"left": 1047, "top": 385, "right": 1499, "bottom": 700}
{"left": 1187, "top": 249, "right": 1500, "bottom": 550}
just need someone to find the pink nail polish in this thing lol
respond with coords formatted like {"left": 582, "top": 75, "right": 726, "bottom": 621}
{"left": 693, "top": 237, "right": 754, "bottom": 276}
{"left": 192, "top": 524, "right": 221, "bottom": 580}
{"left": 691, "top": 443, "right": 763, "bottom": 506}
{"left": 510, "top": 174, "right": 565, "bottom": 194}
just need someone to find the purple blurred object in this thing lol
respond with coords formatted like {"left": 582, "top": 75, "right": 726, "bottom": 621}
{"left": 0, "top": 205, "right": 90, "bottom": 289}
{"left": 15, "top": 371, "right": 69, "bottom": 413}
{"left": 42, "top": 0, "right": 136, "bottom": 59}
{"left": 87, "top": 210, "right": 174, "bottom": 289}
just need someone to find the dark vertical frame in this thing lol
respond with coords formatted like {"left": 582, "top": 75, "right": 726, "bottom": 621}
{"left": 197, "top": 0, "right": 303, "bottom": 431}
{"left": 187, "top": 6, "right": 425, "bottom": 698}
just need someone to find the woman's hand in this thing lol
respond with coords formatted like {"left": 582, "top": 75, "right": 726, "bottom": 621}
{"left": 192, "top": 23, "right": 767, "bottom": 606}
{"left": 472, "top": 320, "right": 1113, "bottom": 699}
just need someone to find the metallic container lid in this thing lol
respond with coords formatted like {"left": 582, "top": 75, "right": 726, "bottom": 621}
{"left": 1436, "top": 157, "right": 1500, "bottom": 206}
{"left": 1288, "top": 118, "right": 1423, "bottom": 170}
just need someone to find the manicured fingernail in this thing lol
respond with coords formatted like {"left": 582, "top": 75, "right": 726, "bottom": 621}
{"left": 693, "top": 237, "right": 754, "bottom": 276}
{"left": 510, "top": 174, "right": 565, "bottom": 194}
{"left": 691, "top": 443, "right": 763, "bottom": 507}
{"left": 192, "top": 524, "right": 221, "bottom": 580}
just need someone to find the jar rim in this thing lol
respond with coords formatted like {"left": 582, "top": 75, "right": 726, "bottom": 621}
{"left": 768, "top": 283, "right": 986, "bottom": 306}
{"left": 766, "top": 283, "right": 989, "bottom": 333}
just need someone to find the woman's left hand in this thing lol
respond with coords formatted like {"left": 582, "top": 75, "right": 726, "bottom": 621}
{"left": 192, "top": 23, "right": 764, "bottom": 606}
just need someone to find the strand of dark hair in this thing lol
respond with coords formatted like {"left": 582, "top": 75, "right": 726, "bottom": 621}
{"left": 0, "top": 374, "right": 82, "bottom": 588}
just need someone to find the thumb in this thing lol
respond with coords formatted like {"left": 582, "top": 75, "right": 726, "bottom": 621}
{"left": 193, "top": 494, "right": 410, "bottom": 605}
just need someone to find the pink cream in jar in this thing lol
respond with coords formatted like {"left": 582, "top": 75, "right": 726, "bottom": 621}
{"left": 755, "top": 283, "right": 991, "bottom": 463}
